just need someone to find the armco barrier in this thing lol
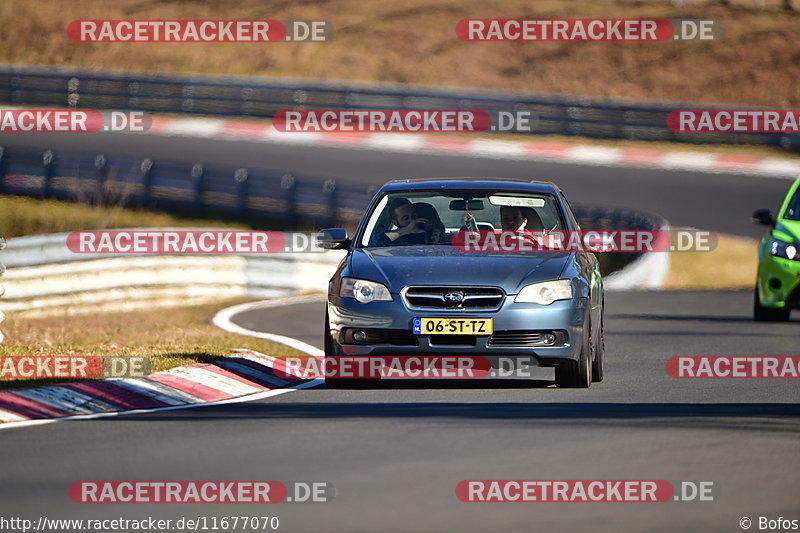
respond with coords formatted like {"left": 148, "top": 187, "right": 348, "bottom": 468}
{"left": 0, "top": 230, "right": 345, "bottom": 317}
{"left": 0, "top": 147, "right": 369, "bottom": 228}
{"left": 0, "top": 146, "right": 667, "bottom": 237}
{"left": 1, "top": 64, "right": 798, "bottom": 149}
{"left": 0, "top": 214, "right": 667, "bottom": 320}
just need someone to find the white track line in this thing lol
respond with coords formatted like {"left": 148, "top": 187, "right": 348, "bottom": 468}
{"left": 0, "top": 295, "right": 325, "bottom": 432}
{"left": 211, "top": 294, "right": 326, "bottom": 357}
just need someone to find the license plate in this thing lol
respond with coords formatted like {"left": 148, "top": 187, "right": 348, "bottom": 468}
{"left": 413, "top": 318, "right": 493, "bottom": 335}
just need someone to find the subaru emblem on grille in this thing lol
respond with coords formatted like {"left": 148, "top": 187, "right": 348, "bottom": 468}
{"left": 444, "top": 291, "right": 464, "bottom": 303}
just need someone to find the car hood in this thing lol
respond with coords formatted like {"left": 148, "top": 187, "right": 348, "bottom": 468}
{"left": 349, "top": 246, "right": 572, "bottom": 294}
{"left": 774, "top": 219, "right": 800, "bottom": 243}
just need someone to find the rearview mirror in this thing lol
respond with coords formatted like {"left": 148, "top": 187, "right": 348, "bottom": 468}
{"left": 751, "top": 209, "right": 773, "bottom": 226}
{"left": 449, "top": 199, "right": 485, "bottom": 211}
{"left": 316, "top": 228, "right": 350, "bottom": 249}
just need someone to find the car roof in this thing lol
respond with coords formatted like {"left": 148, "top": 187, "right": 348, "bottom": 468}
{"left": 380, "top": 178, "right": 562, "bottom": 194}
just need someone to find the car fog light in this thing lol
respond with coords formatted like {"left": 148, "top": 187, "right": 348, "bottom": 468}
{"left": 541, "top": 333, "right": 556, "bottom": 345}
{"left": 352, "top": 330, "right": 368, "bottom": 343}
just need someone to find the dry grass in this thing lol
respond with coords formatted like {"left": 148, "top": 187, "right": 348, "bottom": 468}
{"left": 0, "top": 298, "right": 305, "bottom": 389}
{"left": 665, "top": 233, "right": 759, "bottom": 289}
{"left": 0, "top": 194, "right": 248, "bottom": 238}
{"left": 0, "top": 0, "right": 798, "bottom": 107}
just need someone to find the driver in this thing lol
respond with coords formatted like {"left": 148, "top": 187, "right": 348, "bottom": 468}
{"left": 500, "top": 206, "right": 528, "bottom": 231}
{"left": 374, "top": 198, "right": 430, "bottom": 245}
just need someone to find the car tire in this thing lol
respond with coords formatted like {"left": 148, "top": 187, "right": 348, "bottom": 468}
{"left": 753, "top": 285, "right": 791, "bottom": 322}
{"left": 591, "top": 312, "right": 605, "bottom": 383}
{"left": 555, "top": 309, "right": 592, "bottom": 388}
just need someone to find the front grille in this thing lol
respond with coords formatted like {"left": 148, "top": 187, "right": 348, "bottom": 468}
{"left": 403, "top": 286, "right": 505, "bottom": 311}
{"left": 488, "top": 330, "right": 563, "bottom": 347}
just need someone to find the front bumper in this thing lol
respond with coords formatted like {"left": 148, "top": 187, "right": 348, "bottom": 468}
{"left": 758, "top": 254, "right": 800, "bottom": 309}
{"left": 326, "top": 294, "right": 589, "bottom": 365}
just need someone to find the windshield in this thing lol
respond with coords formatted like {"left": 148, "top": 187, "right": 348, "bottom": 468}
{"left": 360, "top": 189, "right": 566, "bottom": 247}
{"left": 784, "top": 187, "right": 800, "bottom": 221}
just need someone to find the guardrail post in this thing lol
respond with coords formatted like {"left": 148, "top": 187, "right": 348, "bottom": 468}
{"left": 240, "top": 88, "right": 254, "bottom": 116}
{"left": 67, "top": 77, "right": 80, "bottom": 108}
{"left": 0, "top": 236, "right": 6, "bottom": 344}
{"left": 0, "top": 147, "right": 6, "bottom": 192}
{"left": 140, "top": 158, "right": 154, "bottom": 208}
{"left": 234, "top": 168, "right": 249, "bottom": 214}
{"left": 42, "top": 150, "right": 54, "bottom": 199}
{"left": 281, "top": 174, "right": 297, "bottom": 227}
{"left": 191, "top": 163, "right": 205, "bottom": 213}
{"left": 182, "top": 85, "right": 195, "bottom": 113}
{"left": 94, "top": 154, "right": 107, "bottom": 205}
{"left": 323, "top": 179, "right": 337, "bottom": 227}
{"left": 93, "top": 154, "right": 108, "bottom": 204}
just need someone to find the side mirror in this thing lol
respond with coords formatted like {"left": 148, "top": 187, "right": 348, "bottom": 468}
{"left": 316, "top": 228, "right": 350, "bottom": 249}
{"left": 751, "top": 209, "right": 774, "bottom": 226}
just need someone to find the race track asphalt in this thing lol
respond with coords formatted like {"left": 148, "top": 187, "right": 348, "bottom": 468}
{"left": 0, "top": 130, "right": 793, "bottom": 238}
{"left": 0, "top": 132, "right": 797, "bottom": 533}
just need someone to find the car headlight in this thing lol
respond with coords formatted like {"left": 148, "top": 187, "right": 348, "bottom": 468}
{"left": 515, "top": 280, "right": 573, "bottom": 305}
{"left": 770, "top": 238, "right": 798, "bottom": 260}
{"left": 340, "top": 278, "right": 392, "bottom": 303}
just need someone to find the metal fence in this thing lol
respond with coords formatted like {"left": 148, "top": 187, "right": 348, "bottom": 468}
{"left": 0, "top": 146, "right": 374, "bottom": 228}
{"left": 0, "top": 143, "right": 666, "bottom": 234}
{"left": 1, "top": 64, "right": 797, "bottom": 150}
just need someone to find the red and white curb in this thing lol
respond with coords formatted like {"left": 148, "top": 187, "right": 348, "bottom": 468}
{"left": 142, "top": 116, "right": 800, "bottom": 179}
{"left": 0, "top": 296, "right": 324, "bottom": 430}
{"left": 0, "top": 352, "right": 320, "bottom": 429}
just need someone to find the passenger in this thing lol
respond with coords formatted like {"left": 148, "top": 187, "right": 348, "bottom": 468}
{"left": 519, "top": 206, "right": 544, "bottom": 232}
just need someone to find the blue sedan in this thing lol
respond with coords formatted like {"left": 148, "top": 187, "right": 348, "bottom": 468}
{"left": 317, "top": 178, "right": 605, "bottom": 388}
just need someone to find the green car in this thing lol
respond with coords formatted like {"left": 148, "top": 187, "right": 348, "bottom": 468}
{"left": 752, "top": 177, "right": 800, "bottom": 321}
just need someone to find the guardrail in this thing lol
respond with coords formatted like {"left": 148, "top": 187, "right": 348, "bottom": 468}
{"left": 0, "top": 211, "right": 666, "bottom": 319}
{"left": 0, "top": 230, "right": 345, "bottom": 317}
{"left": 0, "top": 141, "right": 678, "bottom": 240}
{"left": 0, "top": 146, "right": 373, "bottom": 228}
{"left": 1, "top": 64, "right": 798, "bottom": 149}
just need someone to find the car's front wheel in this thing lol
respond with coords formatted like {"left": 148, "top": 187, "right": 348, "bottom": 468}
{"left": 753, "top": 284, "right": 791, "bottom": 322}
{"left": 591, "top": 313, "right": 605, "bottom": 383}
{"left": 555, "top": 310, "right": 592, "bottom": 388}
